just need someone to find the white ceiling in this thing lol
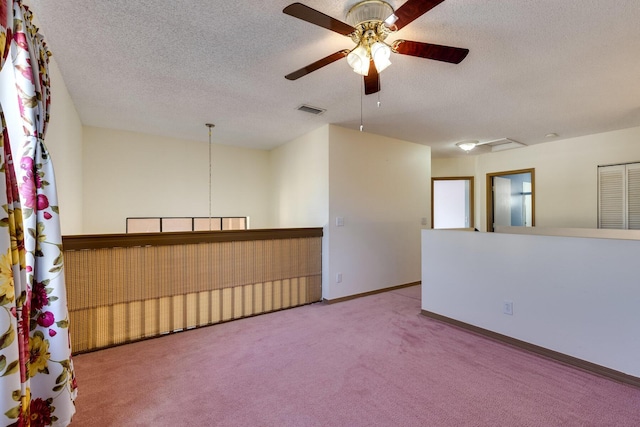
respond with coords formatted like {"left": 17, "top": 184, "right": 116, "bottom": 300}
{"left": 28, "top": 0, "right": 640, "bottom": 158}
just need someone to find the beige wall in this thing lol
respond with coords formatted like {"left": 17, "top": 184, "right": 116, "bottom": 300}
{"left": 431, "top": 155, "right": 476, "bottom": 177}
{"left": 82, "top": 127, "right": 271, "bottom": 233}
{"left": 45, "top": 58, "right": 84, "bottom": 235}
{"left": 326, "top": 125, "right": 431, "bottom": 300}
{"left": 268, "top": 124, "right": 431, "bottom": 300}
{"left": 433, "top": 126, "right": 640, "bottom": 231}
{"left": 269, "top": 125, "right": 329, "bottom": 228}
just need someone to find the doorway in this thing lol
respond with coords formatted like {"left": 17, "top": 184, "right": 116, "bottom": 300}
{"left": 486, "top": 169, "right": 534, "bottom": 232}
{"left": 432, "top": 177, "right": 475, "bottom": 229}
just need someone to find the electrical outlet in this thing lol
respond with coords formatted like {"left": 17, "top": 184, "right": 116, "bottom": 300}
{"left": 336, "top": 273, "right": 342, "bottom": 283}
{"left": 503, "top": 301, "right": 513, "bottom": 315}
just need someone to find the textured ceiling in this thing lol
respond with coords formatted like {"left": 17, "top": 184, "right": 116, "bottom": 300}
{"left": 28, "top": 0, "right": 640, "bottom": 157}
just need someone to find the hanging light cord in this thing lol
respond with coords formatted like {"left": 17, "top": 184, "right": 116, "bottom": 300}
{"left": 206, "top": 123, "right": 215, "bottom": 230}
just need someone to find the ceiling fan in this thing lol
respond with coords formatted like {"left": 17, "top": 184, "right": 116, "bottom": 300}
{"left": 283, "top": 0, "right": 469, "bottom": 95}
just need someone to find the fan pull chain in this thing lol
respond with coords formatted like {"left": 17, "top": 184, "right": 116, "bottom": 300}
{"left": 360, "top": 80, "right": 364, "bottom": 132}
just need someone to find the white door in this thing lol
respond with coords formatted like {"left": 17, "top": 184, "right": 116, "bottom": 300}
{"left": 523, "top": 182, "right": 532, "bottom": 226}
{"left": 433, "top": 180, "right": 469, "bottom": 228}
{"left": 493, "top": 176, "right": 511, "bottom": 227}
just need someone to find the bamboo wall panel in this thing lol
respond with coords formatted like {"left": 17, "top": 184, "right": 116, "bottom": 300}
{"left": 64, "top": 233, "right": 322, "bottom": 354}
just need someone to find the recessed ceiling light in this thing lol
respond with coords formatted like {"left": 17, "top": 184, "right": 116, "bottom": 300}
{"left": 545, "top": 133, "right": 558, "bottom": 138}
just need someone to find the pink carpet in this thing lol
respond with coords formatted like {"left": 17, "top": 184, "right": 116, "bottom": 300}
{"left": 69, "top": 286, "right": 640, "bottom": 426}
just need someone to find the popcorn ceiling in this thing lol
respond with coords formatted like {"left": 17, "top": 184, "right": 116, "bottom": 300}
{"left": 26, "top": 0, "right": 640, "bottom": 157}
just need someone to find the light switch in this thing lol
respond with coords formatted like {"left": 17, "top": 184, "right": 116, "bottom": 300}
{"left": 336, "top": 217, "right": 344, "bottom": 227}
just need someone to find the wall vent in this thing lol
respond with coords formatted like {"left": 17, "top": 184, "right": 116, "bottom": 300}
{"left": 297, "top": 104, "right": 326, "bottom": 115}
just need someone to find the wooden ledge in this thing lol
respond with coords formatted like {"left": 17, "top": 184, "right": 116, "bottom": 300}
{"left": 63, "top": 227, "right": 323, "bottom": 250}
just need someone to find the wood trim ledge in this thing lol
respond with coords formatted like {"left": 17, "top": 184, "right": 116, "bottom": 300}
{"left": 421, "top": 310, "right": 640, "bottom": 388}
{"left": 63, "top": 227, "right": 324, "bottom": 250}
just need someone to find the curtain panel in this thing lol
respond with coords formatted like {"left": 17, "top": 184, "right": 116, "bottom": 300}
{"left": 0, "top": 1, "right": 77, "bottom": 426}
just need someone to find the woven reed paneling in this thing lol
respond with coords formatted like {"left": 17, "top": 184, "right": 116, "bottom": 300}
{"left": 64, "top": 236, "right": 322, "bottom": 353}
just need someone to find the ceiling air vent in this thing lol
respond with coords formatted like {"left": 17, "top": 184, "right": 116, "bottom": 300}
{"left": 297, "top": 104, "right": 326, "bottom": 115}
{"left": 484, "top": 138, "right": 526, "bottom": 152}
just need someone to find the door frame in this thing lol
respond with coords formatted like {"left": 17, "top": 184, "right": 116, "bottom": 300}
{"left": 486, "top": 168, "right": 535, "bottom": 232}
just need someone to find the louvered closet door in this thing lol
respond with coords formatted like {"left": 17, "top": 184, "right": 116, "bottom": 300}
{"left": 627, "top": 163, "right": 640, "bottom": 229}
{"left": 598, "top": 165, "right": 625, "bottom": 229}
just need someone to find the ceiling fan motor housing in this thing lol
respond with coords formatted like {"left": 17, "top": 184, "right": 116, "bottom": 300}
{"left": 347, "top": 0, "right": 394, "bottom": 46}
{"left": 346, "top": 0, "right": 394, "bottom": 26}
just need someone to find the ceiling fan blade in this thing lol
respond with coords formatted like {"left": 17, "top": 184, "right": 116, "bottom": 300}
{"left": 285, "top": 50, "right": 350, "bottom": 80}
{"left": 393, "top": 40, "right": 469, "bottom": 64}
{"left": 364, "top": 60, "right": 380, "bottom": 95}
{"left": 283, "top": 3, "right": 355, "bottom": 36}
{"left": 389, "top": 0, "right": 446, "bottom": 31}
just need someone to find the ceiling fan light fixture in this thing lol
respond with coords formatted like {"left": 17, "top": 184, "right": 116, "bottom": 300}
{"left": 371, "top": 41, "right": 391, "bottom": 72}
{"left": 347, "top": 45, "right": 370, "bottom": 75}
{"left": 384, "top": 13, "right": 398, "bottom": 26}
{"left": 456, "top": 140, "right": 478, "bottom": 152}
{"left": 282, "top": 1, "right": 469, "bottom": 96}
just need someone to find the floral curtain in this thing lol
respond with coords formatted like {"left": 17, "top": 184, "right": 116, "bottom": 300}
{"left": 0, "top": 1, "right": 77, "bottom": 426}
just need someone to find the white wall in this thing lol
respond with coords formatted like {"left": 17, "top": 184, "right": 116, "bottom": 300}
{"left": 0, "top": 50, "right": 83, "bottom": 235}
{"left": 270, "top": 125, "right": 330, "bottom": 298}
{"left": 83, "top": 127, "right": 271, "bottom": 233}
{"left": 422, "top": 229, "right": 640, "bottom": 377}
{"left": 434, "top": 126, "right": 640, "bottom": 230}
{"left": 269, "top": 125, "right": 329, "bottom": 228}
{"left": 270, "top": 124, "right": 431, "bottom": 301}
{"left": 326, "top": 125, "right": 430, "bottom": 300}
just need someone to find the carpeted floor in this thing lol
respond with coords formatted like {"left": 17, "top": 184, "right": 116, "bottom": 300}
{"left": 69, "top": 286, "right": 640, "bottom": 426}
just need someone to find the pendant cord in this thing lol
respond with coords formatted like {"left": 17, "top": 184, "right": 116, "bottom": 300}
{"left": 206, "top": 123, "right": 215, "bottom": 230}
{"left": 209, "top": 128, "right": 212, "bottom": 229}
